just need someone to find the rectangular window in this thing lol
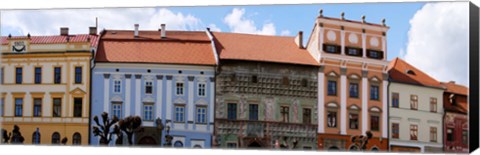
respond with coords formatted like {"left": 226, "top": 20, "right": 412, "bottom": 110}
{"left": 367, "top": 50, "right": 383, "bottom": 59}
{"left": 33, "top": 98, "right": 42, "bottom": 117}
{"left": 303, "top": 108, "right": 311, "bottom": 124}
{"left": 34, "top": 67, "right": 42, "bottom": 84}
{"left": 74, "top": 67, "right": 82, "bottom": 84}
{"left": 198, "top": 83, "right": 206, "bottom": 97}
{"left": 174, "top": 105, "right": 185, "bottom": 122}
{"left": 113, "top": 80, "right": 121, "bottom": 93}
{"left": 349, "top": 83, "right": 359, "bottom": 98}
{"left": 349, "top": 113, "right": 359, "bottom": 129}
{"left": 281, "top": 106, "right": 289, "bottom": 123}
{"left": 1, "top": 67, "right": 4, "bottom": 84}
{"left": 370, "top": 115, "right": 380, "bottom": 131}
{"left": 54, "top": 67, "right": 61, "bottom": 84}
{"left": 143, "top": 104, "right": 153, "bottom": 121}
{"left": 447, "top": 128, "right": 454, "bottom": 142}
{"left": 53, "top": 98, "right": 62, "bottom": 117}
{"left": 73, "top": 98, "right": 82, "bottom": 117}
{"left": 145, "top": 81, "right": 153, "bottom": 94}
{"left": 324, "top": 44, "right": 340, "bottom": 54}
{"left": 15, "top": 98, "right": 23, "bottom": 117}
{"left": 346, "top": 47, "right": 362, "bottom": 56}
{"left": 370, "top": 85, "right": 379, "bottom": 100}
{"left": 249, "top": 104, "right": 258, "bottom": 121}
{"left": 392, "top": 93, "right": 399, "bottom": 108}
{"left": 411, "top": 95, "right": 418, "bottom": 110}
{"left": 112, "top": 103, "right": 122, "bottom": 118}
{"left": 16, "top": 67, "right": 22, "bottom": 84}
{"left": 430, "top": 127, "right": 437, "bottom": 142}
{"left": 430, "top": 98, "right": 437, "bottom": 113}
{"left": 176, "top": 82, "right": 184, "bottom": 95}
{"left": 462, "top": 130, "right": 468, "bottom": 144}
{"left": 327, "top": 111, "right": 337, "bottom": 128}
{"left": 196, "top": 106, "right": 207, "bottom": 124}
{"left": 227, "top": 103, "right": 237, "bottom": 120}
{"left": 0, "top": 98, "right": 4, "bottom": 116}
{"left": 392, "top": 123, "right": 399, "bottom": 139}
{"left": 410, "top": 124, "right": 418, "bottom": 140}
{"left": 327, "top": 80, "right": 337, "bottom": 96}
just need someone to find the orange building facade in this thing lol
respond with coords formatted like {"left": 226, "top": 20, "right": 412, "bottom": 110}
{"left": 305, "top": 11, "right": 390, "bottom": 151}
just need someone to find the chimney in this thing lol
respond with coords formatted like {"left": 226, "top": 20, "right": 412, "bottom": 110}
{"left": 89, "top": 27, "right": 97, "bottom": 35}
{"left": 134, "top": 24, "right": 139, "bottom": 37}
{"left": 294, "top": 31, "right": 304, "bottom": 49}
{"left": 160, "top": 24, "right": 166, "bottom": 38}
{"left": 60, "top": 27, "right": 69, "bottom": 36}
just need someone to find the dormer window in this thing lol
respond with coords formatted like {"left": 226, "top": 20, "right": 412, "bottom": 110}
{"left": 406, "top": 69, "right": 416, "bottom": 75}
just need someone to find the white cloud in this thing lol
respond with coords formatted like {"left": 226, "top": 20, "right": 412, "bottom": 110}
{"left": 403, "top": 2, "right": 469, "bottom": 86}
{"left": 1, "top": 8, "right": 209, "bottom": 36}
{"left": 280, "top": 30, "right": 291, "bottom": 36}
{"left": 223, "top": 8, "right": 276, "bottom": 35}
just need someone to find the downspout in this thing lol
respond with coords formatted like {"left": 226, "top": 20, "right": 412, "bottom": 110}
{"left": 386, "top": 73, "right": 391, "bottom": 151}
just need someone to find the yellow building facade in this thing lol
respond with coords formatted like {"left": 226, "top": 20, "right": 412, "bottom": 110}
{"left": 0, "top": 27, "right": 97, "bottom": 145}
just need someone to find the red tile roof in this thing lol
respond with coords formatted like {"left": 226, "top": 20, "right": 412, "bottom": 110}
{"left": 95, "top": 30, "right": 216, "bottom": 65}
{"left": 1, "top": 34, "right": 99, "bottom": 47}
{"left": 441, "top": 82, "right": 468, "bottom": 96}
{"left": 211, "top": 32, "right": 319, "bottom": 66}
{"left": 387, "top": 58, "right": 444, "bottom": 89}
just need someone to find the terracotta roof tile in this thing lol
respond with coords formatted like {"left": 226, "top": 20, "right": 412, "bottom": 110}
{"left": 1, "top": 34, "right": 99, "bottom": 47}
{"left": 387, "top": 58, "right": 443, "bottom": 89}
{"left": 95, "top": 30, "right": 216, "bottom": 65}
{"left": 211, "top": 32, "right": 319, "bottom": 66}
{"left": 441, "top": 82, "right": 468, "bottom": 96}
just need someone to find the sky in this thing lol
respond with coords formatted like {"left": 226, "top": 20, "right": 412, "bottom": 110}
{"left": 0, "top": 2, "right": 469, "bottom": 86}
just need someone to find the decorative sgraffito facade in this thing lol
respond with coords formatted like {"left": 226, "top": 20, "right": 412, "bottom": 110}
{"left": 306, "top": 11, "right": 390, "bottom": 151}
{"left": 441, "top": 81, "right": 469, "bottom": 153}
{"left": 90, "top": 25, "right": 216, "bottom": 148}
{"left": 387, "top": 58, "right": 444, "bottom": 153}
{"left": 211, "top": 31, "right": 319, "bottom": 149}
{"left": 0, "top": 27, "right": 98, "bottom": 145}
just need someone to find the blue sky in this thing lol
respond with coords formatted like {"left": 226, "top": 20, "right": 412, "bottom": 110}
{"left": 1, "top": 2, "right": 469, "bottom": 85}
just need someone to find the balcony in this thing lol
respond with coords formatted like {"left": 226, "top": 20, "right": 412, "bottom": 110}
{"left": 215, "top": 119, "right": 317, "bottom": 139}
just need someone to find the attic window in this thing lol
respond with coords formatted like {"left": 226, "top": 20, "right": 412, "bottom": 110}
{"left": 406, "top": 69, "right": 416, "bottom": 75}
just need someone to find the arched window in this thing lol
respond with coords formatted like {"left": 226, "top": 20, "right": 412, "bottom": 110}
{"left": 72, "top": 132, "right": 81, "bottom": 145}
{"left": 32, "top": 130, "right": 41, "bottom": 144}
{"left": 349, "top": 145, "right": 359, "bottom": 151}
{"left": 174, "top": 141, "right": 184, "bottom": 147}
{"left": 193, "top": 144, "right": 202, "bottom": 148}
{"left": 51, "top": 132, "right": 60, "bottom": 144}
{"left": 371, "top": 147, "right": 379, "bottom": 151}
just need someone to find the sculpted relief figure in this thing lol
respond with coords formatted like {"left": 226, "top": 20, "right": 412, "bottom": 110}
{"left": 292, "top": 99, "right": 299, "bottom": 123}
{"left": 239, "top": 95, "right": 247, "bottom": 119}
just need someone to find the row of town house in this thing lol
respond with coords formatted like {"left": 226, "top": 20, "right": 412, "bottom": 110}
{"left": 0, "top": 11, "right": 469, "bottom": 153}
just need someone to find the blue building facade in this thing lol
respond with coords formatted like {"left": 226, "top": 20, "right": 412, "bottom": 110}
{"left": 90, "top": 26, "right": 217, "bottom": 148}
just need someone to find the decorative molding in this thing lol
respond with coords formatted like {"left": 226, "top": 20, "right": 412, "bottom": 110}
{"left": 340, "top": 68, "right": 347, "bottom": 75}
{"left": 427, "top": 120, "right": 440, "bottom": 124}
{"left": 209, "top": 77, "right": 215, "bottom": 82}
{"left": 370, "top": 76, "right": 380, "bottom": 82}
{"left": 197, "top": 76, "right": 207, "bottom": 82}
{"left": 176, "top": 76, "right": 185, "bottom": 82}
{"left": 166, "top": 75, "right": 173, "bottom": 80}
{"left": 174, "top": 97, "right": 187, "bottom": 104}
{"left": 188, "top": 76, "right": 195, "bottom": 81}
{"left": 326, "top": 102, "right": 338, "bottom": 108}
{"left": 382, "top": 73, "right": 388, "bottom": 80}
{"left": 144, "top": 75, "right": 154, "bottom": 81}
{"left": 195, "top": 99, "right": 208, "bottom": 105}
{"left": 319, "top": 66, "right": 325, "bottom": 72}
{"left": 348, "top": 104, "right": 361, "bottom": 110}
{"left": 348, "top": 74, "right": 360, "bottom": 80}
{"left": 327, "top": 71, "right": 338, "bottom": 77}
{"left": 110, "top": 95, "right": 123, "bottom": 102}
{"left": 369, "top": 106, "right": 382, "bottom": 113}
{"left": 112, "top": 74, "right": 122, "bottom": 79}
{"left": 143, "top": 96, "right": 155, "bottom": 103}
{"left": 135, "top": 74, "right": 142, "bottom": 79}
{"left": 103, "top": 73, "right": 110, "bottom": 79}
{"left": 362, "top": 70, "right": 368, "bottom": 78}
{"left": 125, "top": 74, "right": 132, "bottom": 79}
{"left": 407, "top": 118, "right": 421, "bottom": 123}
{"left": 156, "top": 75, "right": 164, "bottom": 80}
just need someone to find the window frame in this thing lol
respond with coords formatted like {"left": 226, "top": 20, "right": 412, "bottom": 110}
{"left": 303, "top": 108, "right": 312, "bottom": 124}
{"left": 14, "top": 98, "right": 23, "bottom": 117}
{"left": 32, "top": 131, "right": 41, "bottom": 144}
{"left": 462, "top": 130, "right": 468, "bottom": 144}
{"left": 73, "top": 98, "right": 82, "bottom": 118}
{"left": 227, "top": 103, "right": 237, "bottom": 120}
{"left": 72, "top": 133, "right": 81, "bottom": 145}
{"left": 54, "top": 67, "right": 62, "bottom": 84}
{"left": 349, "top": 82, "right": 359, "bottom": 98}
{"left": 349, "top": 112, "right": 359, "bottom": 130}
{"left": 176, "top": 82, "right": 184, "bottom": 96}
{"left": 410, "top": 95, "right": 418, "bottom": 110}
{"left": 74, "top": 66, "right": 82, "bottom": 84}
{"left": 197, "top": 83, "right": 206, "bottom": 97}
{"left": 370, "top": 114, "right": 380, "bottom": 131}
{"left": 327, "top": 80, "right": 337, "bottom": 96}
{"left": 52, "top": 98, "right": 62, "bottom": 117}
{"left": 248, "top": 104, "right": 259, "bottom": 121}
{"left": 447, "top": 128, "right": 454, "bottom": 142}
{"left": 370, "top": 85, "right": 380, "bottom": 100}
{"left": 143, "top": 103, "right": 154, "bottom": 121}
{"left": 392, "top": 93, "right": 399, "bottom": 108}
{"left": 145, "top": 81, "right": 153, "bottom": 95}
{"left": 196, "top": 106, "right": 207, "bottom": 124}
{"left": 327, "top": 110, "right": 338, "bottom": 128}
{"left": 410, "top": 124, "right": 418, "bottom": 141}
{"left": 280, "top": 106, "right": 289, "bottom": 123}
{"left": 33, "top": 98, "right": 42, "bottom": 117}
{"left": 392, "top": 123, "right": 399, "bottom": 139}
{"left": 174, "top": 105, "right": 185, "bottom": 123}
{"left": 430, "top": 127, "right": 437, "bottom": 142}
{"left": 111, "top": 102, "right": 123, "bottom": 119}
{"left": 113, "top": 79, "right": 122, "bottom": 94}
{"left": 430, "top": 97, "right": 437, "bottom": 113}
{"left": 51, "top": 132, "right": 60, "bottom": 144}
{"left": 34, "top": 67, "right": 42, "bottom": 84}
{"left": 0, "top": 98, "right": 4, "bottom": 117}
{"left": 15, "top": 67, "right": 23, "bottom": 84}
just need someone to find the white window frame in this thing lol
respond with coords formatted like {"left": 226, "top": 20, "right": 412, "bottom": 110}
{"left": 176, "top": 82, "right": 184, "bottom": 96}
{"left": 196, "top": 106, "right": 207, "bottom": 124}
{"left": 143, "top": 103, "right": 154, "bottom": 121}
{"left": 113, "top": 79, "right": 122, "bottom": 94}
{"left": 145, "top": 80, "right": 153, "bottom": 95}
{"left": 197, "top": 83, "right": 206, "bottom": 97}
{"left": 112, "top": 102, "right": 122, "bottom": 118}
